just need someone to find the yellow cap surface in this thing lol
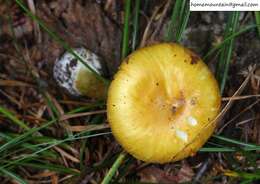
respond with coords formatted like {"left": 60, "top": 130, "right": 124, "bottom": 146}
{"left": 107, "top": 43, "right": 221, "bottom": 163}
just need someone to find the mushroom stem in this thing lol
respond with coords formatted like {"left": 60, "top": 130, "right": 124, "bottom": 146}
{"left": 53, "top": 48, "right": 108, "bottom": 99}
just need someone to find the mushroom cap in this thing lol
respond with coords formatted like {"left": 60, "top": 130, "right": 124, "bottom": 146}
{"left": 107, "top": 43, "right": 221, "bottom": 163}
{"left": 53, "top": 48, "right": 107, "bottom": 99}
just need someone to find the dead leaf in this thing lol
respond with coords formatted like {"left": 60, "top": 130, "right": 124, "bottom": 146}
{"left": 139, "top": 166, "right": 179, "bottom": 184}
{"left": 176, "top": 163, "right": 194, "bottom": 183}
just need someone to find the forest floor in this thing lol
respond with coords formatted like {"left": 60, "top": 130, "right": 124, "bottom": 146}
{"left": 0, "top": 0, "right": 260, "bottom": 184}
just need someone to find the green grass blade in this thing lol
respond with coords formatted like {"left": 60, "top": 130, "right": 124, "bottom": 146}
{"left": 226, "top": 170, "right": 260, "bottom": 181}
{"left": 0, "top": 133, "right": 58, "bottom": 160}
{"left": 164, "top": 0, "right": 184, "bottom": 42}
{"left": 101, "top": 152, "right": 127, "bottom": 184}
{"left": 0, "top": 119, "right": 57, "bottom": 153}
{"left": 17, "top": 162, "right": 80, "bottom": 175}
{"left": 80, "top": 139, "right": 87, "bottom": 171}
{"left": 203, "top": 24, "right": 258, "bottom": 60}
{"left": 216, "top": 11, "right": 240, "bottom": 94}
{"left": 255, "top": 11, "right": 260, "bottom": 37}
{"left": 0, "top": 106, "right": 29, "bottom": 130}
{"left": 1, "top": 132, "right": 111, "bottom": 169}
{"left": 131, "top": 0, "right": 141, "bottom": 51}
{"left": 114, "top": 157, "right": 135, "bottom": 182}
{"left": 41, "top": 93, "right": 60, "bottom": 119}
{"left": 176, "top": 1, "right": 190, "bottom": 43}
{"left": 67, "top": 101, "right": 105, "bottom": 114}
{"left": 0, "top": 167, "right": 28, "bottom": 184}
{"left": 213, "top": 135, "right": 260, "bottom": 149}
{"left": 200, "top": 134, "right": 260, "bottom": 152}
{"left": 121, "top": 0, "right": 131, "bottom": 59}
{"left": 0, "top": 107, "right": 107, "bottom": 157}
{"left": 199, "top": 147, "right": 236, "bottom": 152}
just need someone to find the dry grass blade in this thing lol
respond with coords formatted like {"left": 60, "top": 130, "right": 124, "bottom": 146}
{"left": 218, "top": 99, "right": 260, "bottom": 133}
{"left": 27, "top": 0, "right": 41, "bottom": 42}
{"left": 0, "top": 80, "right": 33, "bottom": 87}
{"left": 236, "top": 117, "right": 260, "bottom": 127}
{"left": 0, "top": 89, "right": 23, "bottom": 109}
{"left": 58, "top": 100, "right": 92, "bottom": 106}
{"left": 67, "top": 124, "right": 109, "bottom": 132}
{"left": 150, "top": 0, "right": 172, "bottom": 41}
{"left": 45, "top": 92, "right": 72, "bottom": 135}
{"left": 213, "top": 66, "right": 254, "bottom": 121}
{"left": 59, "top": 110, "right": 106, "bottom": 121}
{"left": 222, "top": 94, "right": 260, "bottom": 101}
{"left": 139, "top": 6, "right": 160, "bottom": 47}
{"left": 54, "top": 146, "right": 80, "bottom": 163}
{"left": 29, "top": 171, "right": 57, "bottom": 179}
{"left": 51, "top": 174, "right": 59, "bottom": 184}
{"left": 0, "top": 106, "right": 29, "bottom": 130}
{"left": 216, "top": 12, "right": 240, "bottom": 93}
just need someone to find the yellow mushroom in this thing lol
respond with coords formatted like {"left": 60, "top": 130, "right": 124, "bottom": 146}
{"left": 107, "top": 43, "right": 221, "bottom": 163}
